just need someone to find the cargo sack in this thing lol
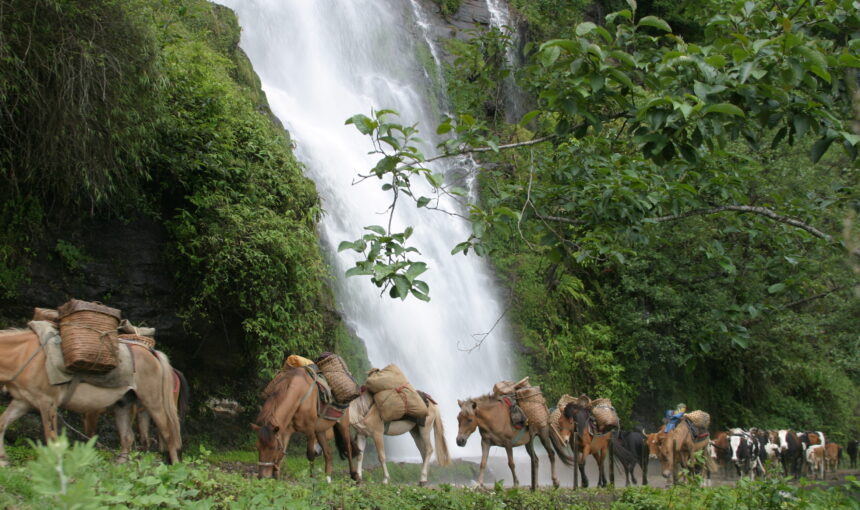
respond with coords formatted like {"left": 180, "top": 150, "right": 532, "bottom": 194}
{"left": 366, "top": 364, "right": 427, "bottom": 421}
{"left": 316, "top": 353, "right": 360, "bottom": 404}
{"left": 590, "top": 398, "right": 620, "bottom": 431}
{"left": 373, "top": 385, "right": 428, "bottom": 422}
{"left": 32, "top": 308, "right": 58, "bottom": 324}
{"left": 57, "top": 299, "right": 121, "bottom": 374}
{"left": 285, "top": 354, "right": 314, "bottom": 369}
{"left": 685, "top": 410, "right": 710, "bottom": 430}
{"left": 493, "top": 376, "right": 530, "bottom": 396}
{"left": 515, "top": 386, "right": 549, "bottom": 428}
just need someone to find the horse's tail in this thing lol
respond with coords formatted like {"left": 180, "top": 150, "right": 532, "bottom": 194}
{"left": 155, "top": 350, "right": 182, "bottom": 452}
{"left": 430, "top": 404, "right": 451, "bottom": 467}
{"left": 334, "top": 412, "right": 360, "bottom": 460}
{"left": 174, "top": 368, "right": 190, "bottom": 429}
{"left": 549, "top": 426, "right": 577, "bottom": 467}
{"left": 611, "top": 435, "right": 640, "bottom": 470}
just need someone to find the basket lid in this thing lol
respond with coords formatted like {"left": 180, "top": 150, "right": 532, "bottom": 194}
{"left": 57, "top": 299, "right": 121, "bottom": 320}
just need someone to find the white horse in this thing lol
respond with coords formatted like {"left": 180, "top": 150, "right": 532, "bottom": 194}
{"left": 349, "top": 390, "right": 450, "bottom": 485}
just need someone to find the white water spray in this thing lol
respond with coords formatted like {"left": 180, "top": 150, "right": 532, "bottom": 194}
{"left": 219, "top": 0, "right": 514, "bottom": 458}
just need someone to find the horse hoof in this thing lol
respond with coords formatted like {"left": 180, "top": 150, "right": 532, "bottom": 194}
{"left": 552, "top": 479, "right": 560, "bottom": 488}
{"left": 418, "top": 480, "right": 427, "bottom": 487}
{"left": 116, "top": 454, "right": 129, "bottom": 465}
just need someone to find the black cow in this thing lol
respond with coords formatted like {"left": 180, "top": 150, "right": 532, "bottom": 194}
{"left": 848, "top": 439, "right": 858, "bottom": 469}
{"left": 617, "top": 429, "right": 649, "bottom": 486}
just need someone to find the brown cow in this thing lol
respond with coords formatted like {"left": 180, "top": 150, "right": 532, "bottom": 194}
{"left": 825, "top": 443, "right": 841, "bottom": 475}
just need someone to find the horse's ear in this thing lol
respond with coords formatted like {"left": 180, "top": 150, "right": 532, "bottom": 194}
{"left": 457, "top": 399, "right": 463, "bottom": 407}
{"left": 250, "top": 423, "right": 261, "bottom": 431}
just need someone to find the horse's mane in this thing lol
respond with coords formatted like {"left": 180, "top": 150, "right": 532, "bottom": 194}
{"left": 256, "top": 368, "right": 305, "bottom": 426}
{"left": 460, "top": 393, "right": 499, "bottom": 415}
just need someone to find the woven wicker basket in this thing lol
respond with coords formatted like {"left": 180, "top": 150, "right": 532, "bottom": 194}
{"left": 590, "top": 398, "right": 620, "bottom": 431}
{"left": 493, "top": 377, "right": 530, "bottom": 396}
{"left": 685, "top": 410, "right": 710, "bottom": 430}
{"left": 118, "top": 333, "right": 156, "bottom": 349}
{"left": 317, "top": 354, "right": 360, "bottom": 404}
{"left": 57, "top": 299, "right": 121, "bottom": 374}
{"left": 32, "top": 307, "right": 58, "bottom": 323}
{"left": 516, "top": 386, "right": 549, "bottom": 428}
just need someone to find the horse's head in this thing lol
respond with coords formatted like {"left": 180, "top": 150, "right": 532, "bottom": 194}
{"left": 560, "top": 403, "right": 590, "bottom": 442}
{"left": 456, "top": 399, "right": 478, "bottom": 447}
{"left": 250, "top": 422, "right": 283, "bottom": 479}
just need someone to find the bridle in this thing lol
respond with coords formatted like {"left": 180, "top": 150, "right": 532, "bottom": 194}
{"left": 257, "top": 433, "right": 287, "bottom": 471}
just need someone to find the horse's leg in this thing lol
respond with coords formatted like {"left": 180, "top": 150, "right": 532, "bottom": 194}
{"left": 537, "top": 430, "right": 559, "bottom": 488}
{"left": 38, "top": 400, "right": 59, "bottom": 442}
{"left": 596, "top": 449, "right": 607, "bottom": 488}
{"left": 316, "top": 430, "right": 333, "bottom": 483}
{"left": 137, "top": 407, "right": 152, "bottom": 451}
{"left": 82, "top": 410, "right": 101, "bottom": 439}
{"left": 0, "top": 399, "right": 31, "bottom": 467}
{"left": 355, "top": 433, "right": 367, "bottom": 482}
{"left": 372, "top": 426, "right": 390, "bottom": 484}
{"left": 477, "top": 437, "right": 490, "bottom": 487}
{"left": 114, "top": 404, "right": 134, "bottom": 463}
{"left": 608, "top": 438, "right": 615, "bottom": 486}
{"left": 525, "top": 440, "right": 538, "bottom": 492}
{"left": 410, "top": 427, "right": 431, "bottom": 487}
{"left": 579, "top": 442, "right": 590, "bottom": 488}
{"left": 505, "top": 444, "right": 519, "bottom": 487}
{"left": 335, "top": 415, "right": 357, "bottom": 482}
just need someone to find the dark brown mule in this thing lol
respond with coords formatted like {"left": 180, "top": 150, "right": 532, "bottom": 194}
{"left": 82, "top": 368, "right": 190, "bottom": 451}
{"left": 252, "top": 367, "right": 358, "bottom": 482}
{"left": 0, "top": 329, "right": 182, "bottom": 465}
{"left": 456, "top": 395, "right": 574, "bottom": 491}
{"left": 558, "top": 403, "right": 637, "bottom": 488}
{"left": 654, "top": 419, "right": 714, "bottom": 485}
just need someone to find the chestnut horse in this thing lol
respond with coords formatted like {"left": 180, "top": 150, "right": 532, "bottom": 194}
{"left": 82, "top": 368, "right": 189, "bottom": 451}
{"left": 350, "top": 390, "right": 450, "bottom": 486}
{"left": 0, "top": 328, "right": 182, "bottom": 465}
{"left": 558, "top": 403, "right": 638, "bottom": 488}
{"left": 456, "top": 394, "right": 574, "bottom": 490}
{"left": 252, "top": 367, "right": 357, "bottom": 482}
{"left": 653, "top": 419, "right": 714, "bottom": 485}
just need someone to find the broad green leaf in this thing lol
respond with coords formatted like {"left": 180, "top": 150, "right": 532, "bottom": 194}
{"left": 767, "top": 282, "right": 786, "bottom": 294}
{"left": 405, "top": 262, "right": 427, "bottom": 282}
{"left": 345, "top": 266, "right": 371, "bottom": 278}
{"left": 416, "top": 196, "right": 431, "bottom": 208}
{"left": 810, "top": 136, "right": 835, "bottom": 163}
{"left": 364, "top": 225, "right": 386, "bottom": 235}
{"left": 576, "top": 22, "right": 597, "bottom": 36}
{"left": 519, "top": 110, "right": 541, "bottom": 126}
{"left": 345, "top": 114, "right": 376, "bottom": 135}
{"left": 702, "top": 103, "right": 745, "bottom": 117}
{"left": 638, "top": 16, "right": 671, "bottom": 32}
{"left": 337, "top": 241, "right": 354, "bottom": 252}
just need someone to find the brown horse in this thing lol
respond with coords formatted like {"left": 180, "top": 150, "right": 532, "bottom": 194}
{"left": 252, "top": 367, "right": 358, "bottom": 481}
{"left": 350, "top": 390, "right": 450, "bottom": 486}
{"left": 653, "top": 419, "right": 714, "bottom": 485}
{"left": 0, "top": 328, "right": 182, "bottom": 465}
{"left": 558, "top": 403, "right": 637, "bottom": 488}
{"left": 82, "top": 368, "right": 189, "bottom": 451}
{"left": 456, "top": 395, "right": 574, "bottom": 490}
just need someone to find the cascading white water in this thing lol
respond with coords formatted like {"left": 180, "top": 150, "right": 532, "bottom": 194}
{"left": 219, "top": 0, "right": 514, "bottom": 458}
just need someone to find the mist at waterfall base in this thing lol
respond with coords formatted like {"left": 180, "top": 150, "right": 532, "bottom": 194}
{"left": 219, "top": 0, "right": 515, "bottom": 460}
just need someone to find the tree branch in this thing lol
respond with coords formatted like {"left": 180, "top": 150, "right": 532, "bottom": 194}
{"left": 781, "top": 284, "right": 848, "bottom": 310}
{"left": 648, "top": 205, "right": 833, "bottom": 242}
{"left": 425, "top": 135, "right": 556, "bottom": 163}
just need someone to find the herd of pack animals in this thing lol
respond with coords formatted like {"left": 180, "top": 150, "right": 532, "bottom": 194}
{"left": 0, "top": 309, "right": 857, "bottom": 492}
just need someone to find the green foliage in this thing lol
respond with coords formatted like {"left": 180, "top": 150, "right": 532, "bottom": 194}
{"left": 434, "top": 0, "right": 462, "bottom": 17}
{"left": 1, "top": 437, "right": 857, "bottom": 509}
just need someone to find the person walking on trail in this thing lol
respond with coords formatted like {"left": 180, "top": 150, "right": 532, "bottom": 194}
{"left": 663, "top": 403, "right": 687, "bottom": 433}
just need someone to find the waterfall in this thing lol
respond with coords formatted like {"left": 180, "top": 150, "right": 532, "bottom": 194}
{"left": 218, "top": 0, "right": 514, "bottom": 458}
{"left": 484, "top": 0, "right": 528, "bottom": 123}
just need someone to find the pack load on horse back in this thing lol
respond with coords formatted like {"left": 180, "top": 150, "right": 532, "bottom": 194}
{"left": 252, "top": 352, "right": 359, "bottom": 481}
{"left": 558, "top": 394, "right": 636, "bottom": 488}
{"left": 456, "top": 377, "right": 575, "bottom": 491}
{"left": 364, "top": 364, "right": 427, "bottom": 422}
{"left": 349, "top": 364, "right": 450, "bottom": 486}
{"left": 0, "top": 299, "right": 183, "bottom": 465}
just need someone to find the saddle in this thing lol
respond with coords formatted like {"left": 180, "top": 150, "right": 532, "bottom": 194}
{"left": 302, "top": 365, "right": 348, "bottom": 421}
{"left": 502, "top": 396, "right": 528, "bottom": 430}
{"left": 685, "top": 417, "right": 710, "bottom": 440}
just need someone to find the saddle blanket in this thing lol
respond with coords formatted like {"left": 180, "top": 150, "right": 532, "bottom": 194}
{"left": 29, "top": 320, "right": 136, "bottom": 389}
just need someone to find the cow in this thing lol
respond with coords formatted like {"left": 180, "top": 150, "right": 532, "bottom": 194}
{"left": 824, "top": 443, "right": 841, "bottom": 474}
{"left": 709, "top": 431, "right": 732, "bottom": 478}
{"left": 847, "top": 439, "right": 858, "bottom": 469}
{"left": 806, "top": 444, "right": 826, "bottom": 479}
{"left": 618, "top": 429, "right": 649, "bottom": 486}
{"left": 728, "top": 428, "right": 758, "bottom": 478}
